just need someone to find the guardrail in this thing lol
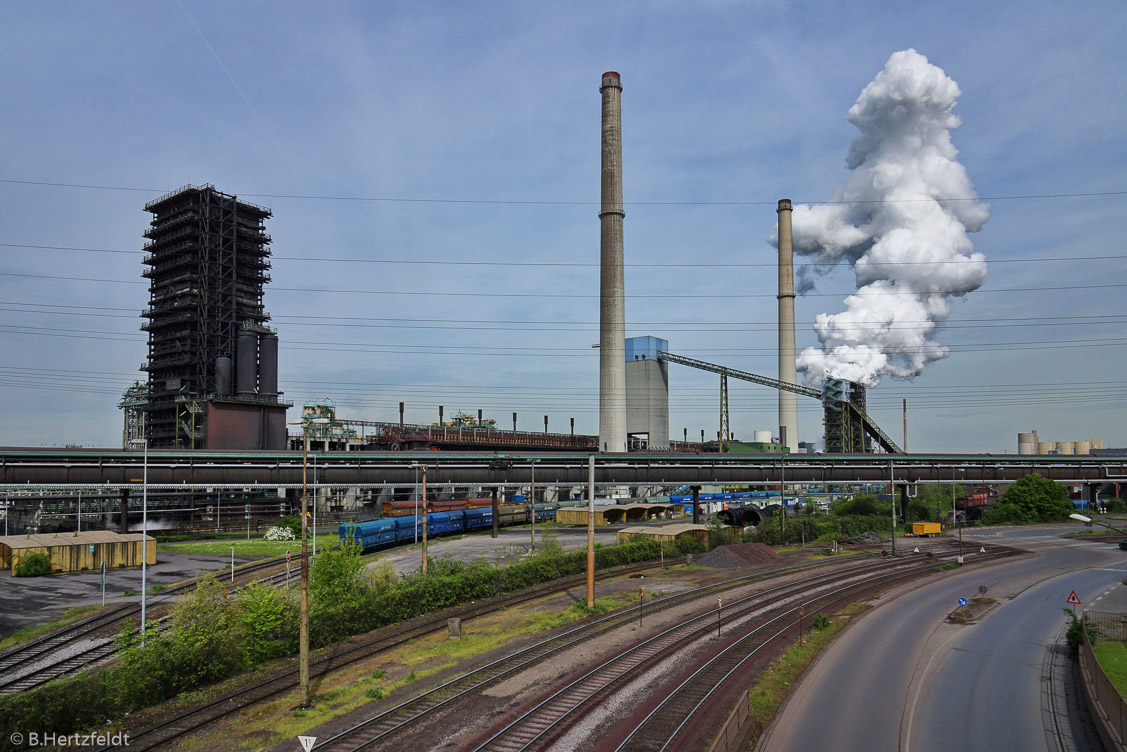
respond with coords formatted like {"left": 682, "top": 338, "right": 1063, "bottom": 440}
{"left": 1080, "top": 612, "right": 1127, "bottom": 751}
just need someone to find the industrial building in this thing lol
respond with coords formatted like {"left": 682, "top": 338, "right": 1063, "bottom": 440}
{"left": 626, "top": 337, "right": 670, "bottom": 450}
{"left": 0, "top": 531, "right": 156, "bottom": 573}
{"left": 135, "top": 184, "right": 290, "bottom": 450}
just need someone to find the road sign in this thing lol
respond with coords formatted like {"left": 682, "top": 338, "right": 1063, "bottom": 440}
{"left": 958, "top": 597, "right": 968, "bottom": 607}
{"left": 298, "top": 736, "right": 317, "bottom": 752}
{"left": 286, "top": 550, "right": 291, "bottom": 562}
{"left": 1067, "top": 591, "right": 1082, "bottom": 605}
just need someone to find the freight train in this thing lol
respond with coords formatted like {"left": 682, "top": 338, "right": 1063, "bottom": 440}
{"left": 341, "top": 503, "right": 557, "bottom": 552}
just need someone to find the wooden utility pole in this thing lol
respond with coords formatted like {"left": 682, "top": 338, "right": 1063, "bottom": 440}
{"left": 421, "top": 466, "right": 429, "bottom": 574}
{"left": 586, "top": 455, "right": 595, "bottom": 608}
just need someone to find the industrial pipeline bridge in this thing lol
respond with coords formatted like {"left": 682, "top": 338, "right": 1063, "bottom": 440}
{"left": 2, "top": 448, "right": 1123, "bottom": 489}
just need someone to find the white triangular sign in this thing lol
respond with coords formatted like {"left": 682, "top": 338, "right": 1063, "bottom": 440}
{"left": 298, "top": 736, "right": 317, "bottom": 752}
{"left": 980, "top": 547, "right": 985, "bottom": 553}
{"left": 913, "top": 547, "right": 919, "bottom": 553}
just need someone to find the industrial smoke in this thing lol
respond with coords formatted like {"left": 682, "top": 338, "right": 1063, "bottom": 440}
{"left": 788, "top": 49, "right": 989, "bottom": 386}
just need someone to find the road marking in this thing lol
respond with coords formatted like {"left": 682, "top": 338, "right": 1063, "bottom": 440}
{"left": 903, "top": 626, "right": 967, "bottom": 752}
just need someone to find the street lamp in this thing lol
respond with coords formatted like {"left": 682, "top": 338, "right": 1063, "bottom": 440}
{"left": 128, "top": 438, "right": 148, "bottom": 646}
{"left": 288, "top": 416, "right": 329, "bottom": 708}
{"left": 1070, "top": 514, "right": 1127, "bottom": 548}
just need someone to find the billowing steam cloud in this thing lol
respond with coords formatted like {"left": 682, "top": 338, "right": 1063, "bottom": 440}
{"left": 790, "top": 49, "right": 989, "bottom": 387}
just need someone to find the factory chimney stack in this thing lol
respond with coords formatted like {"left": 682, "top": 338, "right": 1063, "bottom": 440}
{"left": 777, "top": 199, "right": 798, "bottom": 452}
{"left": 599, "top": 71, "right": 627, "bottom": 453}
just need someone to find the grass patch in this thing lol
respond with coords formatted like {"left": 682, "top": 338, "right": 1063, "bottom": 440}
{"left": 746, "top": 602, "right": 870, "bottom": 746}
{"left": 171, "top": 586, "right": 646, "bottom": 750}
{"left": 0, "top": 605, "right": 101, "bottom": 651}
{"left": 157, "top": 533, "right": 338, "bottom": 557}
{"left": 1094, "top": 640, "right": 1127, "bottom": 697}
{"left": 810, "top": 548, "right": 863, "bottom": 559}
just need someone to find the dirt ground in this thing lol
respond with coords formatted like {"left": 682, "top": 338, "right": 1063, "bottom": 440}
{"left": 283, "top": 544, "right": 871, "bottom": 752}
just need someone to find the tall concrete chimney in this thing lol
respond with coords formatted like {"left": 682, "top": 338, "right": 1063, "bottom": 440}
{"left": 777, "top": 199, "right": 798, "bottom": 452}
{"left": 599, "top": 71, "right": 627, "bottom": 453}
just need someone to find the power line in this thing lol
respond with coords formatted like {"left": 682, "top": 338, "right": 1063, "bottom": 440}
{"left": 3, "top": 177, "right": 1125, "bottom": 206}
{"left": 3, "top": 241, "right": 1124, "bottom": 268}
{"left": 2, "top": 269, "right": 1121, "bottom": 297}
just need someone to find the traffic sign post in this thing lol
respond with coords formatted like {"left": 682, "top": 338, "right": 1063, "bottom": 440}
{"left": 958, "top": 597, "right": 968, "bottom": 607}
{"left": 100, "top": 561, "right": 107, "bottom": 607}
{"left": 286, "top": 550, "right": 291, "bottom": 587}
{"left": 298, "top": 736, "right": 317, "bottom": 752}
{"left": 1068, "top": 590, "right": 1082, "bottom": 616}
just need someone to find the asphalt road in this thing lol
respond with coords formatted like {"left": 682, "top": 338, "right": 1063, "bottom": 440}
{"left": 761, "top": 526, "right": 1124, "bottom": 752}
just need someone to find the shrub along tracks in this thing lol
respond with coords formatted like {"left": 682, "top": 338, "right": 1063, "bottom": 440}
{"left": 0, "top": 556, "right": 289, "bottom": 693}
{"left": 89, "top": 559, "right": 666, "bottom": 752}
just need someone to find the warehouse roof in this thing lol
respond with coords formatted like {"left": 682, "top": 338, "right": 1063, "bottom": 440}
{"left": 619, "top": 523, "right": 708, "bottom": 537}
{"left": 0, "top": 531, "right": 155, "bottom": 550}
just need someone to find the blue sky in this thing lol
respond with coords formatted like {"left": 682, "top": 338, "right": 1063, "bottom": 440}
{"left": 0, "top": 1, "right": 1123, "bottom": 452}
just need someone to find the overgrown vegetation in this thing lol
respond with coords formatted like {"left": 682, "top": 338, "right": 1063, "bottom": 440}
{"left": 745, "top": 603, "right": 869, "bottom": 745}
{"left": 984, "top": 473, "right": 1072, "bottom": 525}
{"left": 0, "top": 537, "right": 664, "bottom": 742}
{"left": 12, "top": 552, "right": 52, "bottom": 577}
{"left": 1065, "top": 609, "right": 1099, "bottom": 658}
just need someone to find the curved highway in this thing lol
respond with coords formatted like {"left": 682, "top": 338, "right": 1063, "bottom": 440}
{"left": 761, "top": 526, "right": 1120, "bottom": 752}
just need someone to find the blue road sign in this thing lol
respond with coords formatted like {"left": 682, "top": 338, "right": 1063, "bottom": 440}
{"left": 958, "top": 597, "right": 968, "bottom": 607}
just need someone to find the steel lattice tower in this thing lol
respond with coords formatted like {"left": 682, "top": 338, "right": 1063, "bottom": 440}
{"left": 140, "top": 184, "right": 275, "bottom": 448}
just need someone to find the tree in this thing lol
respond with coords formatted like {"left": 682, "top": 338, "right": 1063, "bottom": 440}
{"left": 983, "top": 473, "right": 1072, "bottom": 525}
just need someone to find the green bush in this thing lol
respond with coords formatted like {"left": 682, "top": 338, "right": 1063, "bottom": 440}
{"left": 277, "top": 514, "right": 302, "bottom": 538}
{"left": 239, "top": 583, "right": 298, "bottom": 663}
{"left": 1, "top": 537, "right": 665, "bottom": 743}
{"left": 13, "top": 552, "right": 51, "bottom": 577}
{"left": 1064, "top": 609, "right": 1099, "bottom": 658}
{"left": 812, "top": 612, "right": 831, "bottom": 630}
{"left": 984, "top": 473, "right": 1072, "bottom": 525}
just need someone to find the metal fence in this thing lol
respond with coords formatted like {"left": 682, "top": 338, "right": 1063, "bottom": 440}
{"left": 1086, "top": 610, "right": 1127, "bottom": 642}
{"left": 1081, "top": 612, "right": 1127, "bottom": 751}
{"left": 707, "top": 689, "right": 755, "bottom": 752}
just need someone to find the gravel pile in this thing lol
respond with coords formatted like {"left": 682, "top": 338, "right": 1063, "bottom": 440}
{"left": 697, "top": 543, "right": 781, "bottom": 569}
{"left": 850, "top": 531, "right": 884, "bottom": 544}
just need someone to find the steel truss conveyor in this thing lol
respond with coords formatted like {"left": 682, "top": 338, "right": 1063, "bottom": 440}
{"left": 656, "top": 352, "right": 902, "bottom": 454}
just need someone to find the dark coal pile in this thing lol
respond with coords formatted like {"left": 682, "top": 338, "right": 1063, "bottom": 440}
{"left": 698, "top": 542, "right": 782, "bottom": 569}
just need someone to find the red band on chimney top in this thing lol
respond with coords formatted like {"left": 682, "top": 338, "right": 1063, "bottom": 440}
{"left": 603, "top": 71, "right": 620, "bottom": 79}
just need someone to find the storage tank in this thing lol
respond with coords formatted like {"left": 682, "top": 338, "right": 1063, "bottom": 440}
{"left": 258, "top": 333, "right": 278, "bottom": 397}
{"left": 236, "top": 329, "right": 258, "bottom": 396}
{"left": 215, "top": 357, "right": 233, "bottom": 397}
{"left": 1092, "top": 438, "right": 1104, "bottom": 449}
{"left": 1018, "top": 432, "right": 1037, "bottom": 455}
{"left": 754, "top": 430, "right": 773, "bottom": 444}
{"left": 1075, "top": 440, "right": 1092, "bottom": 455}
{"left": 1056, "top": 441, "right": 1075, "bottom": 455}
{"left": 1037, "top": 442, "right": 1054, "bottom": 454}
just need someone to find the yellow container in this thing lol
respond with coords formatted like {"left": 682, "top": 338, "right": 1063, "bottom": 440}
{"left": 912, "top": 522, "right": 942, "bottom": 537}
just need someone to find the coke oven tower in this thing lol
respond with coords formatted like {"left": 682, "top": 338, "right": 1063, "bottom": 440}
{"left": 140, "top": 184, "right": 290, "bottom": 449}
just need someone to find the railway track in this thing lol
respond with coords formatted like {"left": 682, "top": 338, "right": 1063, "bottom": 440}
{"left": 611, "top": 548, "right": 1016, "bottom": 752}
{"left": 308, "top": 550, "right": 935, "bottom": 752}
{"left": 90, "top": 558, "right": 677, "bottom": 752}
{"left": 0, "top": 555, "right": 289, "bottom": 693}
{"left": 311, "top": 544, "right": 1012, "bottom": 752}
{"left": 465, "top": 547, "right": 1016, "bottom": 752}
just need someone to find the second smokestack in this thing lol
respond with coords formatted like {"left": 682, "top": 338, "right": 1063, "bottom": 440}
{"left": 599, "top": 71, "right": 627, "bottom": 453}
{"left": 777, "top": 199, "right": 798, "bottom": 452}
